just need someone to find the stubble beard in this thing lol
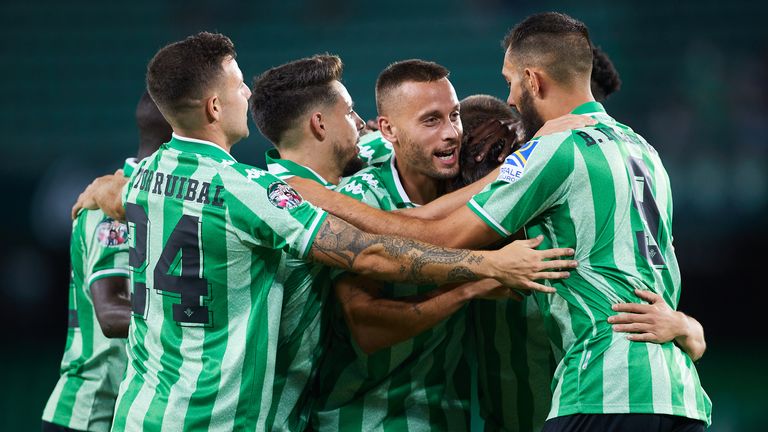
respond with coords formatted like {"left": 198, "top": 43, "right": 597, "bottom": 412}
{"left": 518, "top": 85, "right": 545, "bottom": 143}
{"left": 399, "top": 132, "right": 460, "bottom": 181}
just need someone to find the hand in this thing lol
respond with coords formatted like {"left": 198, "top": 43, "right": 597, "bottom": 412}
{"left": 532, "top": 114, "right": 596, "bottom": 138}
{"left": 490, "top": 235, "right": 577, "bottom": 293}
{"left": 608, "top": 289, "right": 686, "bottom": 343}
{"left": 461, "top": 278, "right": 524, "bottom": 301}
{"left": 469, "top": 118, "right": 526, "bottom": 163}
{"left": 71, "top": 170, "right": 127, "bottom": 220}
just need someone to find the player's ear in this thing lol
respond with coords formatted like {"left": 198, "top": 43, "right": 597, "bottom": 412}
{"left": 206, "top": 95, "right": 220, "bottom": 122}
{"left": 309, "top": 111, "right": 326, "bottom": 141}
{"left": 525, "top": 68, "right": 543, "bottom": 99}
{"left": 378, "top": 116, "right": 397, "bottom": 144}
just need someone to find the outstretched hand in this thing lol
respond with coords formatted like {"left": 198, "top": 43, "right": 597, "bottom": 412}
{"left": 491, "top": 235, "right": 577, "bottom": 293}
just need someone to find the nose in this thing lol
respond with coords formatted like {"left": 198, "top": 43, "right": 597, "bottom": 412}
{"left": 353, "top": 111, "right": 364, "bottom": 132}
{"left": 244, "top": 85, "right": 252, "bottom": 99}
{"left": 442, "top": 119, "right": 460, "bottom": 141}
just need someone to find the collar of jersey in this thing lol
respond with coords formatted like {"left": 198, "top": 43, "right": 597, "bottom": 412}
{"left": 571, "top": 101, "right": 607, "bottom": 116}
{"left": 167, "top": 133, "right": 237, "bottom": 163}
{"left": 382, "top": 154, "right": 418, "bottom": 208}
{"left": 264, "top": 148, "right": 334, "bottom": 189}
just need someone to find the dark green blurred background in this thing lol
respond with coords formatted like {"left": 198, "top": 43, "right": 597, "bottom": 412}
{"left": 1, "top": 0, "right": 766, "bottom": 430}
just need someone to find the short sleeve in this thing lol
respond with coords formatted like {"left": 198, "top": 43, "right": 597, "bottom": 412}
{"left": 467, "top": 134, "right": 575, "bottom": 237}
{"left": 225, "top": 164, "right": 328, "bottom": 259}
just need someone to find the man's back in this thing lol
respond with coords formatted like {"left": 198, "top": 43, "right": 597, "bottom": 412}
{"left": 468, "top": 101, "right": 711, "bottom": 424}
{"left": 113, "top": 134, "right": 327, "bottom": 431}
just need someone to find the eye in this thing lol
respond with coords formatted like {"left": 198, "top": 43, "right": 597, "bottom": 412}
{"left": 423, "top": 117, "right": 438, "bottom": 126}
{"left": 450, "top": 112, "right": 460, "bottom": 121}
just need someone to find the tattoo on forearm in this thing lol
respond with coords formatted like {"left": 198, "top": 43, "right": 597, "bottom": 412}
{"left": 312, "top": 215, "right": 484, "bottom": 284}
{"left": 446, "top": 266, "right": 479, "bottom": 282}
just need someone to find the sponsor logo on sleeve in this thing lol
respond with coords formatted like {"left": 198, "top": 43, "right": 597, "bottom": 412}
{"left": 267, "top": 182, "right": 303, "bottom": 209}
{"left": 497, "top": 139, "right": 539, "bottom": 184}
{"left": 97, "top": 219, "right": 128, "bottom": 247}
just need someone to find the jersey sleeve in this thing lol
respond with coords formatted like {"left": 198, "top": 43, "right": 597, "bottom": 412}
{"left": 225, "top": 164, "right": 328, "bottom": 260}
{"left": 467, "top": 134, "right": 575, "bottom": 237}
{"left": 83, "top": 211, "right": 130, "bottom": 289}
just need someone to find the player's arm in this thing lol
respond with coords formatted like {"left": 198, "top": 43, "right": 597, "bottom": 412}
{"left": 308, "top": 214, "right": 576, "bottom": 291}
{"left": 91, "top": 276, "right": 131, "bottom": 338}
{"left": 399, "top": 166, "right": 501, "bottom": 219}
{"left": 336, "top": 275, "right": 516, "bottom": 354}
{"left": 71, "top": 171, "right": 127, "bottom": 220}
{"left": 608, "top": 289, "right": 706, "bottom": 361}
{"left": 288, "top": 178, "right": 501, "bottom": 249}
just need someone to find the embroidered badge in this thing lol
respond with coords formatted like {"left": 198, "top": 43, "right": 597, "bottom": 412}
{"left": 267, "top": 182, "right": 303, "bottom": 209}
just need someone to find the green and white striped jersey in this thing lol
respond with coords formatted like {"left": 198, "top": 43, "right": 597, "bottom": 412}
{"left": 43, "top": 161, "right": 135, "bottom": 432}
{"left": 357, "top": 131, "right": 394, "bottom": 167}
{"left": 468, "top": 102, "right": 711, "bottom": 425}
{"left": 113, "top": 135, "right": 327, "bottom": 431}
{"left": 263, "top": 149, "right": 334, "bottom": 431}
{"left": 471, "top": 296, "right": 556, "bottom": 432}
{"left": 312, "top": 155, "right": 471, "bottom": 431}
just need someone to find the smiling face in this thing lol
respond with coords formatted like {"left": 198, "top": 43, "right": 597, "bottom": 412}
{"left": 383, "top": 78, "right": 462, "bottom": 180}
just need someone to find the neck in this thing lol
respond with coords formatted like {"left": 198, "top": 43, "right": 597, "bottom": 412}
{"left": 173, "top": 126, "right": 234, "bottom": 153}
{"left": 540, "top": 84, "right": 595, "bottom": 122}
{"left": 394, "top": 157, "right": 442, "bottom": 205}
{"left": 279, "top": 144, "right": 342, "bottom": 185}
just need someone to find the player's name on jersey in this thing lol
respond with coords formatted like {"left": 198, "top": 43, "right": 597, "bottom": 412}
{"left": 131, "top": 167, "right": 225, "bottom": 207}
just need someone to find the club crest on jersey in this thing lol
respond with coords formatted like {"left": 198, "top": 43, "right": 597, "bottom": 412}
{"left": 267, "top": 182, "right": 303, "bottom": 209}
{"left": 497, "top": 139, "right": 539, "bottom": 184}
{"left": 97, "top": 218, "right": 128, "bottom": 247}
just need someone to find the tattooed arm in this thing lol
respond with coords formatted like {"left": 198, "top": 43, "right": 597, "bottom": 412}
{"left": 308, "top": 214, "right": 576, "bottom": 291}
{"left": 336, "top": 274, "right": 516, "bottom": 354}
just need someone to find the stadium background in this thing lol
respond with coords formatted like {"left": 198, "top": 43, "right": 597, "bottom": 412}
{"left": 1, "top": 0, "right": 765, "bottom": 430}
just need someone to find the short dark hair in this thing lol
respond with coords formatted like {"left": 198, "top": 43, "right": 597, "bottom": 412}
{"left": 590, "top": 46, "right": 622, "bottom": 101}
{"left": 250, "top": 54, "right": 343, "bottom": 145}
{"left": 449, "top": 95, "right": 520, "bottom": 191}
{"left": 136, "top": 90, "right": 172, "bottom": 159}
{"left": 502, "top": 12, "right": 593, "bottom": 85}
{"left": 375, "top": 59, "right": 449, "bottom": 114}
{"left": 146, "top": 32, "right": 236, "bottom": 115}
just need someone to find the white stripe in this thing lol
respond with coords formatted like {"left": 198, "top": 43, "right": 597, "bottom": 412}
{"left": 209, "top": 205, "right": 248, "bottom": 431}
{"left": 467, "top": 199, "right": 512, "bottom": 236}
{"left": 86, "top": 268, "right": 130, "bottom": 286}
{"left": 674, "top": 348, "right": 698, "bottom": 419}
{"left": 648, "top": 344, "right": 673, "bottom": 413}
{"left": 568, "top": 146, "right": 623, "bottom": 304}
{"left": 299, "top": 211, "right": 326, "bottom": 258}
{"left": 602, "top": 332, "right": 630, "bottom": 412}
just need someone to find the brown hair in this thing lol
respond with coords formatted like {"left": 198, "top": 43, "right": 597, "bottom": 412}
{"left": 250, "top": 54, "right": 343, "bottom": 145}
{"left": 375, "top": 59, "right": 449, "bottom": 114}
{"left": 146, "top": 32, "right": 236, "bottom": 116}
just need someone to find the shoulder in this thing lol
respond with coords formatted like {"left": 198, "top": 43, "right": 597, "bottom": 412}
{"left": 337, "top": 164, "right": 386, "bottom": 199}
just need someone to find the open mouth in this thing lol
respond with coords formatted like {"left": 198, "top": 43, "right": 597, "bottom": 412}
{"left": 433, "top": 147, "right": 458, "bottom": 165}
